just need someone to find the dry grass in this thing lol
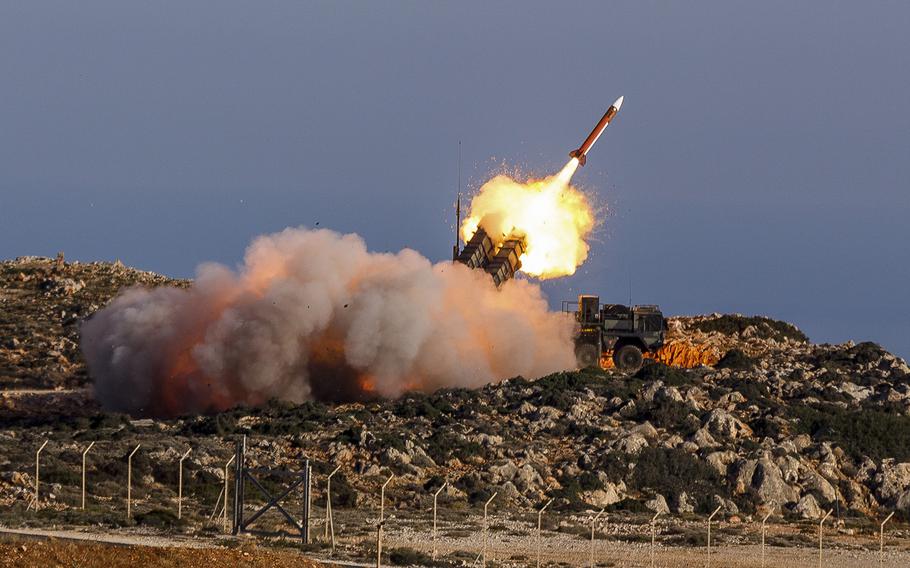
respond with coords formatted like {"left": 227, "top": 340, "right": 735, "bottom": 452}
{"left": 0, "top": 539, "right": 324, "bottom": 568}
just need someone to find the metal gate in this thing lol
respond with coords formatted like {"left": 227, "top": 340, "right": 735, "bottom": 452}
{"left": 231, "top": 436, "right": 311, "bottom": 542}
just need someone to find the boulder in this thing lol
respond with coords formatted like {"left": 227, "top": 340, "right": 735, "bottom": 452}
{"left": 645, "top": 494, "right": 670, "bottom": 515}
{"left": 674, "top": 492, "right": 695, "bottom": 514}
{"left": 514, "top": 464, "right": 543, "bottom": 492}
{"left": 639, "top": 381, "right": 664, "bottom": 404}
{"left": 583, "top": 483, "right": 622, "bottom": 508}
{"left": 487, "top": 460, "right": 518, "bottom": 483}
{"left": 754, "top": 458, "right": 800, "bottom": 505}
{"left": 794, "top": 494, "right": 822, "bottom": 519}
{"left": 632, "top": 422, "right": 658, "bottom": 440}
{"left": 655, "top": 386, "right": 684, "bottom": 404}
{"left": 616, "top": 433, "right": 649, "bottom": 455}
{"left": 895, "top": 489, "right": 910, "bottom": 513}
{"left": 496, "top": 481, "right": 524, "bottom": 504}
{"left": 706, "top": 451, "right": 738, "bottom": 478}
{"left": 874, "top": 460, "right": 910, "bottom": 503}
{"left": 518, "top": 401, "right": 537, "bottom": 416}
{"left": 804, "top": 471, "right": 839, "bottom": 504}
{"left": 704, "top": 409, "right": 754, "bottom": 439}
{"left": 689, "top": 428, "right": 718, "bottom": 450}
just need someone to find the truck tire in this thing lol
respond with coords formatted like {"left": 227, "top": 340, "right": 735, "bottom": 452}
{"left": 613, "top": 345, "right": 643, "bottom": 373}
{"left": 575, "top": 344, "right": 601, "bottom": 368}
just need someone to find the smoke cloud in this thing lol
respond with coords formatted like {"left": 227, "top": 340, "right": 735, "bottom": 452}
{"left": 81, "top": 228, "right": 576, "bottom": 417}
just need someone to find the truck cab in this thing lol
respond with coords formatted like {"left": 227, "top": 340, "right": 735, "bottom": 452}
{"left": 565, "top": 294, "right": 667, "bottom": 372}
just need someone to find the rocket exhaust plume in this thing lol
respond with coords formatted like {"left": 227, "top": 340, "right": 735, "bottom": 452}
{"left": 460, "top": 159, "right": 595, "bottom": 279}
{"left": 81, "top": 228, "right": 576, "bottom": 417}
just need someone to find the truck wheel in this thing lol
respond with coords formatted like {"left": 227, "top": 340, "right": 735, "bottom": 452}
{"left": 613, "top": 345, "right": 643, "bottom": 373}
{"left": 575, "top": 344, "right": 601, "bottom": 368}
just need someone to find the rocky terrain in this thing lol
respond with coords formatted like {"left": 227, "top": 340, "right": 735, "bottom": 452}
{"left": 1, "top": 257, "right": 909, "bottom": 565}
{"left": 0, "top": 256, "right": 186, "bottom": 390}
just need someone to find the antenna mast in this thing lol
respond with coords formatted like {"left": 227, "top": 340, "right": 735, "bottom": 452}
{"left": 628, "top": 270, "right": 633, "bottom": 307}
{"left": 453, "top": 141, "right": 462, "bottom": 260}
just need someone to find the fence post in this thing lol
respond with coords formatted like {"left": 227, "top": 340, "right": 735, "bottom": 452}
{"left": 303, "top": 460, "right": 311, "bottom": 544}
{"left": 650, "top": 511, "right": 662, "bottom": 568}
{"left": 707, "top": 505, "right": 722, "bottom": 568}
{"left": 177, "top": 448, "right": 191, "bottom": 519}
{"left": 761, "top": 510, "right": 772, "bottom": 568}
{"left": 81, "top": 441, "right": 95, "bottom": 510}
{"left": 33, "top": 440, "right": 49, "bottom": 510}
{"left": 482, "top": 492, "right": 498, "bottom": 567}
{"left": 375, "top": 474, "right": 394, "bottom": 568}
{"left": 880, "top": 511, "right": 894, "bottom": 567}
{"left": 223, "top": 454, "right": 235, "bottom": 532}
{"left": 376, "top": 518, "right": 385, "bottom": 568}
{"left": 232, "top": 436, "right": 245, "bottom": 535}
{"left": 818, "top": 509, "right": 832, "bottom": 568}
{"left": 590, "top": 508, "right": 605, "bottom": 568}
{"left": 325, "top": 464, "right": 341, "bottom": 553}
{"left": 536, "top": 498, "right": 553, "bottom": 568}
{"left": 127, "top": 444, "right": 141, "bottom": 519}
{"left": 380, "top": 474, "right": 393, "bottom": 524}
{"left": 432, "top": 481, "right": 448, "bottom": 561}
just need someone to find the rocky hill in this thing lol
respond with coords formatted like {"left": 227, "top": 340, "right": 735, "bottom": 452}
{"left": 1, "top": 257, "right": 910, "bottom": 531}
{"left": 0, "top": 255, "right": 187, "bottom": 390}
{"left": 175, "top": 336, "right": 909, "bottom": 521}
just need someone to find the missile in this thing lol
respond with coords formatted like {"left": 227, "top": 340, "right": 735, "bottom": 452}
{"left": 569, "top": 95, "right": 624, "bottom": 166}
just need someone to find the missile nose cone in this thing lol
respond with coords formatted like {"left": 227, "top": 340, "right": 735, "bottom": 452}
{"left": 613, "top": 96, "right": 624, "bottom": 111}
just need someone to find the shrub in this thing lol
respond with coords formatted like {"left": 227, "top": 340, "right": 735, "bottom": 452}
{"left": 388, "top": 547, "right": 442, "bottom": 566}
{"left": 187, "top": 412, "right": 238, "bottom": 436}
{"left": 551, "top": 471, "right": 605, "bottom": 507}
{"left": 607, "top": 498, "right": 649, "bottom": 513}
{"left": 630, "top": 448, "right": 728, "bottom": 505}
{"left": 134, "top": 508, "right": 184, "bottom": 528}
{"left": 424, "top": 431, "right": 486, "bottom": 464}
{"left": 815, "top": 342, "right": 891, "bottom": 376}
{"left": 394, "top": 392, "right": 454, "bottom": 420}
{"left": 534, "top": 370, "right": 605, "bottom": 395}
{"left": 635, "top": 362, "right": 694, "bottom": 387}
{"left": 692, "top": 315, "right": 808, "bottom": 343}
{"left": 789, "top": 404, "right": 910, "bottom": 461}
{"left": 715, "top": 349, "right": 756, "bottom": 370}
{"left": 329, "top": 473, "right": 359, "bottom": 508}
{"left": 635, "top": 400, "right": 699, "bottom": 435}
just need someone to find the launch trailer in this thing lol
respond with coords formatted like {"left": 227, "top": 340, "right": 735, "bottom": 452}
{"left": 454, "top": 232, "right": 666, "bottom": 373}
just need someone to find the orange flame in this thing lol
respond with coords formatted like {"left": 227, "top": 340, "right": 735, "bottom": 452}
{"left": 461, "top": 159, "right": 595, "bottom": 279}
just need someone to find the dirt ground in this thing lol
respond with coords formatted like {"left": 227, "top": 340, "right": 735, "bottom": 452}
{"left": 0, "top": 525, "right": 908, "bottom": 568}
{"left": 0, "top": 539, "right": 325, "bottom": 568}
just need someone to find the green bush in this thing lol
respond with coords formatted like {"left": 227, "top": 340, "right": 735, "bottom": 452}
{"left": 692, "top": 315, "right": 808, "bottom": 343}
{"left": 329, "top": 473, "right": 359, "bottom": 508}
{"left": 635, "top": 362, "right": 694, "bottom": 387}
{"left": 388, "top": 546, "right": 443, "bottom": 566}
{"left": 393, "top": 392, "right": 454, "bottom": 420}
{"left": 550, "top": 471, "right": 605, "bottom": 507}
{"left": 629, "top": 448, "right": 728, "bottom": 506}
{"left": 607, "top": 498, "right": 649, "bottom": 513}
{"left": 789, "top": 404, "right": 910, "bottom": 461}
{"left": 425, "top": 431, "right": 486, "bottom": 464}
{"left": 715, "top": 349, "right": 756, "bottom": 370}
{"left": 635, "top": 400, "right": 699, "bottom": 435}
{"left": 134, "top": 508, "right": 185, "bottom": 528}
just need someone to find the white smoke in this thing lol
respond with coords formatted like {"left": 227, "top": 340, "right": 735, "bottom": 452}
{"left": 81, "top": 228, "right": 576, "bottom": 417}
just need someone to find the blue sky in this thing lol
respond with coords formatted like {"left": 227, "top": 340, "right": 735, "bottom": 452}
{"left": 1, "top": 1, "right": 908, "bottom": 358}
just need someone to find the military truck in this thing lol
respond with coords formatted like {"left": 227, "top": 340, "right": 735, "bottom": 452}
{"left": 565, "top": 295, "right": 667, "bottom": 372}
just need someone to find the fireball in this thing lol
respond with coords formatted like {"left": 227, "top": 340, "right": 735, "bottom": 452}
{"left": 460, "top": 158, "right": 595, "bottom": 279}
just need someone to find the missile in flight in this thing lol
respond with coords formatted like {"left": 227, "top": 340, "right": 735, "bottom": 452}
{"left": 569, "top": 95, "right": 624, "bottom": 166}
